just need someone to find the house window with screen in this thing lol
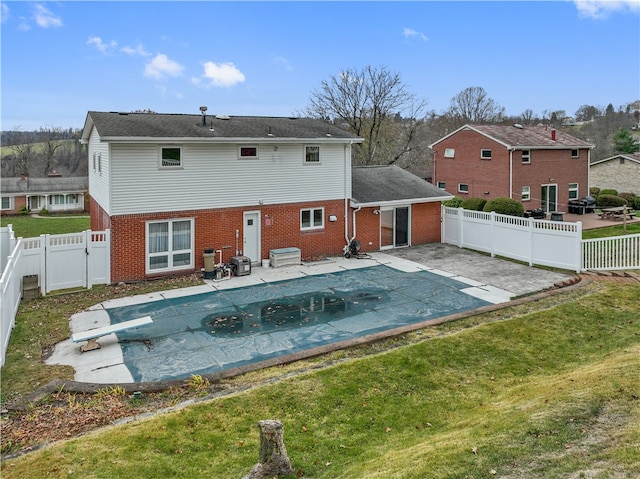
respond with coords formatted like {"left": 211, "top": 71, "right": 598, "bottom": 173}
{"left": 444, "top": 148, "right": 455, "bottom": 158}
{"left": 568, "top": 183, "right": 579, "bottom": 200}
{"left": 522, "top": 150, "right": 530, "bottom": 164}
{"left": 458, "top": 183, "right": 469, "bottom": 193}
{"left": 301, "top": 207, "right": 324, "bottom": 230}
{"left": 239, "top": 146, "right": 258, "bottom": 159}
{"left": 480, "top": 149, "right": 492, "bottom": 160}
{"left": 571, "top": 149, "right": 579, "bottom": 158}
{"left": 160, "top": 147, "right": 182, "bottom": 167}
{"left": 437, "top": 181, "right": 446, "bottom": 189}
{"left": 305, "top": 145, "right": 320, "bottom": 163}
{"left": 49, "top": 195, "right": 65, "bottom": 205}
{"left": 1, "top": 197, "right": 12, "bottom": 210}
{"left": 146, "top": 219, "right": 194, "bottom": 273}
{"left": 521, "top": 186, "right": 531, "bottom": 201}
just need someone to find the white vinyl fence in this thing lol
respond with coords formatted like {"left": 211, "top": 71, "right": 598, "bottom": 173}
{"left": 0, "top": 228, "right": 110, "bottom": 367}
{"left": 442, "top": 207, "right": 640, "bottom": 273}
{"left": 442, "top": 207, "right": 583, "bottom": 272}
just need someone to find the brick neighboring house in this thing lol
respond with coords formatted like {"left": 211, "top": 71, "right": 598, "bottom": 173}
{"left": 80, "top": 110, "right": 451, "bottom": 283}
{"left": 0, "top": 174, "right": 88, "bottom": 215}
{"left": 429, "top": 124, "right": 594, "bottom": 213}
{"left": 590, "top": 153, "right": 640, "bottom": 196}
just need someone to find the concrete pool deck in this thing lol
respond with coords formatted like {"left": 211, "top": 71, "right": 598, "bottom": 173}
{"left": 46, "top": 246, "right": 572, "bottom": 385}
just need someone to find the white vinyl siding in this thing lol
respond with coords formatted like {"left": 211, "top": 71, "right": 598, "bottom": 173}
{"left": 109, "top": 142, "right": 351, "bottom": 215}
{"left": 88, "top": 126, "right": 111, "bottom": 214}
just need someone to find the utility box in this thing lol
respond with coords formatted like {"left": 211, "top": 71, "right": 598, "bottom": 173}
{"left": 231, "top": 256, "right": 251, "bottom": 276}
{"left": 269, "top": 247, "right": 301, "bottom": 268}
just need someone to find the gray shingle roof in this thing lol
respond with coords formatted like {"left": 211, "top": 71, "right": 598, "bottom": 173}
{"left": 1, "top": 176, "right": 88, "bottom": 195}
{"left": 431, "top": 124, "right": 594, "bottom": 149}
{"left": 83, "top": 111, "right": 362, "bottom": 142}
{"left": 351, "top": 165, "right": 453, "bottom": 205}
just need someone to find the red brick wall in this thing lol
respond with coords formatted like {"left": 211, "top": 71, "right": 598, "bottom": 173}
{"left": 433, "top": 130, "right": 590, "bottom": 211}
{"left": 103, "top": 199, "right": 348, "bottom": 283}
{"left": 432, "top": 130, "right": 510, "bottom": 199}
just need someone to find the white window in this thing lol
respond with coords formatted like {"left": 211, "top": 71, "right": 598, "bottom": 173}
{"left": 437, "top": 181, "right": 446, "bottom": 189}
{"left": 239, "top": 146, "right": 259, "bottom": 159}
{"left": 568, "top": 183, "right": 579, "bottom": 200}
{"left": 160, "top": 147, "right": 182, "bottom": 167}
{"left": 522, "top": 150, "right": 530, "bottom": 164}
{"left": 66, "top": 194, "right": 79, "bottom": 205}
{"left": 458, "top": 183, "right": 469, "bottom": 193}
{"left": 481, "top": 149, "right": 492, "bottom": 160}
{"left": 49, "top": 195, "right": 65, "bottom": 205}
{"left": 571, "top": 149, "right": 579, "bottom": 158}
{"left": 97, "top": 153, "right": 102, "bottom": 173}
{"left": 1, "top": 197, "right": 12, "bottom": 210}
{"left": 146, "top": 219, "right": 194, "bottom": 273}
{"left": 92, "top": 153, "right": 96, "bottom": 170}
{"left": 305, "top": 145, "right": 320, "bottom": 163}
{"left": 301, "top": 207, "right": 324, "bottom": 230}
{"left": 444, "top": 148, "right": 455, "bottom": 158}
{"left": 521, "top": 186, "right": 531, "bottom": 201}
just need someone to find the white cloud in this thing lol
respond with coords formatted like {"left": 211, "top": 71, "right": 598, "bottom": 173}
{"left": 573, "top": 0, "right": 640, "bottom": 19}
{"left": 122, "top": 43, "right": 150, "bottom": 57}
{"left": 403, "top": 27, "right": 428, "bottom": 42}
{"left": 87, "top": 36, "right": 117, "bottom": 54}
{"left": 145, "top": 54, "right": 184, "bottom": 80}
{"left": 1, "top": 3, "right": 9, "bottom": 24}
{"left": 33, "top": 3, "right": 62, "bottom": 28}
{"left": 272, "top": 56, "right": 293, "bottom": 72}
{"left": 198, "top": 61, "right": 246, "bottom": 87}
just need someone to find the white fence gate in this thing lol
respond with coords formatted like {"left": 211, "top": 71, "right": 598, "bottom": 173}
{"left": 582, "top": 234, "right": 640, "bottom": 271}
{"left": 0, "top": 228, "right": 110, "bottom": 367}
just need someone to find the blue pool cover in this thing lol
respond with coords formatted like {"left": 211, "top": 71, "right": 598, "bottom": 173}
{"left": 108, "top": 265, "right": 490, "bottom": 382}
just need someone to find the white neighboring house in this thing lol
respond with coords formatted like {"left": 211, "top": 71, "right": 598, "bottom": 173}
{"left": 0, "top": 174, "right": 87, "bottom": 214}
{"left": 590, "top": 153, "right": 640, "bottom": 196}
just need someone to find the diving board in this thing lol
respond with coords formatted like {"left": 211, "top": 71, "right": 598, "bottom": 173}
{"left": 72, "top": 316, "right": 153, "bottom": 353}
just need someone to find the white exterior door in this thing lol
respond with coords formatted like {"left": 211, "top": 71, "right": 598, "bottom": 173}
{"left": 243, "top": 211, "right": 260, "bottom": 263}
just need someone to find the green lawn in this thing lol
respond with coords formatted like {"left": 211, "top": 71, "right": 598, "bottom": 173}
{"left": 583, "top": 221, "right": 640, "bottom": 239}
{"left": 2, "top": 281, "right": 639, "bottom": 478}
{"left": 0, "top": 214, "right": 90, "bottom": 238}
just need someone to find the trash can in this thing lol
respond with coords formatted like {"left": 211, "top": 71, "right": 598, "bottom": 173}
{"left": 231, "top": 256, "right": 251, "bottom": 276}
{"left": 550, "top": 211, "right": 564, "bottom": 222}
{"left": 203, "top": 249, "right": 216, "bottom": 279}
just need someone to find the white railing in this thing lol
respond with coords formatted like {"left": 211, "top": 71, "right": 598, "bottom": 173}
{"left": 442, "top": 207, "right": 582, "bottom": 272}
{"left": 582, "top": 234, "right": 640, "bottom": 271}
{"left": 0, "top": 228, "right": 111, "bottom": 367}
{"left": 0, "top": 237, "right": 24, "bottom": 367}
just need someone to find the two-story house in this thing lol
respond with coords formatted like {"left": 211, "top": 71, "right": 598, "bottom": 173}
{"left": 81, "top": 110, "right": 453, "bottom": 283}
{"left": 429, "top": 124, "right": 594, "bottom": 213}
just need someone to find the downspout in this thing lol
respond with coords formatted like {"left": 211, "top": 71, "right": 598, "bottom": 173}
{"left": 350, "top": 206, "right": 362, "bottom": 242}
{"left": 344, "top": 142, "right": 353, "bottom": 244}
{"left": 509, "top": 149, "right": 513, "bottom": 199}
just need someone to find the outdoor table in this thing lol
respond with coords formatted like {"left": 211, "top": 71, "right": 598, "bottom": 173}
{"left": 599, "top": 206, "right": 635, "bottom": 221}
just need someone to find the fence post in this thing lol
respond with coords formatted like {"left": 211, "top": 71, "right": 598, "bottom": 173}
{"left": 457, "top": 207, "right": 464, "bottom": 248}
{"left": 528, "top": 217, "right": 534, "bottom": 267}
{"left": 40, "top": 234, "right": 47, "bottom": 296}
{"left": 490, "top": 211, "right": 496, "bottom": 258}
{"left": 85, "top": 230, "right": 93, "bottom": 290}
{"left": 576, "top": 221, "right": 583, "bottom": 273}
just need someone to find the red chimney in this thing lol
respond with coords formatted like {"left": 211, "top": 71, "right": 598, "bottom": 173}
{"left": 551, "top": 129, "right": 556, "bottom": 141}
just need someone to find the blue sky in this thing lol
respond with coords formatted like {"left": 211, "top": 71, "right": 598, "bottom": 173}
{"left": 1, "top": 1, "right": 639, "bottom": 131}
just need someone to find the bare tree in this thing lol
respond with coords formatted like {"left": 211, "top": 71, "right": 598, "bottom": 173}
{"left": 305, "top": 65, "right": 429, "bottom": 165}
{"left": 446, "top": 86, "right": 505, "bottom": 126}
{"left": 40, "top": 125, "right": 64, "bottom": 176}
{"left": 520, "top": 108, "right": 536, "bottom": 125}
{"left": 11, "top": 129, "right": 35, "bottom": 176}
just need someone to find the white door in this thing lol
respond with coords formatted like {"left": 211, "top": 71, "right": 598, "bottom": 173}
{"left": 243, "top": 211, "right": 260, "bottom": 263}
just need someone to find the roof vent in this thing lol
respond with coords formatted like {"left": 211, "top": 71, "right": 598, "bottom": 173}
{"left": 215, "top": 114, "right": 230, "bottom": 120}
{"left": 514, "top": 123, "right": 523, "bottom": 129}
{"left": 199, "top": 106, "right": 207, "bottom": 126}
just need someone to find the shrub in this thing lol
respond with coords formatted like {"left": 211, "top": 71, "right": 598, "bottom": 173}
{"left": 619, "top": 192, "right": 636, "bottom": 205}
{"left": 483, "top": 197, "right": 525, "bottom": 217}
{"left": 597, "top": 194, "right": 628, "bottom": 209}
{"left": 600, "top": 188, "right": 618, "bottom": 197}
{"left": 633, "top": 197, "right": 640, "bottom": 210}
{"left": 461, "top": 198, "right": 487, "bottom": 211}
{"left": 39, "top": 208, "right": 49, "bottom": 215}
{"left": 18, "top": 205, "right": 29, "bottom": 215}
{"left": 589, "top": 187, "right": 600, "bottom": 199}
{"left": 443, "top": 196, "right": 463, "bottom": 208}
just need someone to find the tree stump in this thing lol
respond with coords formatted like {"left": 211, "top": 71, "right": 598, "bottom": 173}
{"left": 242, "top": 420, "right": 293, "bottom": 479}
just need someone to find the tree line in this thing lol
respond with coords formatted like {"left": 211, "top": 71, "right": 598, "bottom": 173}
{"left": 2, "top": 65, "right": 638, "bottom": 179}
